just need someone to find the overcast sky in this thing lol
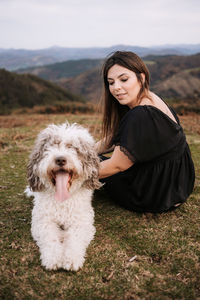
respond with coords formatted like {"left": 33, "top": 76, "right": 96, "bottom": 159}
{"left": 0, "top": 0, "right": 200, "bottom": 50}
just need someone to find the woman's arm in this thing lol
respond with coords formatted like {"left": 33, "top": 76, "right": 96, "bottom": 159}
{"left": 99, "top": 146, "right": 134, "bottom": 179}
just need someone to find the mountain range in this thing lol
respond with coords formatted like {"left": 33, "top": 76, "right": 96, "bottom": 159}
{"left": 1, "top": 49, "right": 200, "bottom": 115}
{"left": 16, "top": 53, "right": 200, "bottom": 105}
{"left": 1, "top": 44, "right": 200, "bottom": 71}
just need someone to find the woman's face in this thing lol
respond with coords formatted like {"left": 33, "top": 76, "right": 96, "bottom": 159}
{"left": 107, "top": 64, "right": 143, "bottom": 109}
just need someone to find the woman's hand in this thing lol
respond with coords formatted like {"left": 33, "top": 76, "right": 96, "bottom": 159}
{"left": 99, "top": 146, "right": 134, "bottom": 179}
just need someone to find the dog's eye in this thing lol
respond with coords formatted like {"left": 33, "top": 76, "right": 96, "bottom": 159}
{"left": 65, "top": 143, "right": 73, "bottom": 149}
{"left": 54, "top": 139, "right": 61, "bottom": 145}
{"left": 65, "top": 144, "right": 80, "bottom": 154}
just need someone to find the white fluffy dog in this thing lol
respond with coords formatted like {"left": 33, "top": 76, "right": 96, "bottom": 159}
{"left": 27, "top": 122, "right": 101, "bottom": 271}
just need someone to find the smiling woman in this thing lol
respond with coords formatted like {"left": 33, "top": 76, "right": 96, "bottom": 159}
{"left": 107, "top": 65, "right": 144, "bottom": 108}
{"left": 95, "top": 51, "right": 195, "bottom": 213}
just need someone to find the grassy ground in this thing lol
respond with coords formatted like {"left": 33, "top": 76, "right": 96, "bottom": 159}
{"left": 0, "top": 113, "right": 200, "bottom": 300}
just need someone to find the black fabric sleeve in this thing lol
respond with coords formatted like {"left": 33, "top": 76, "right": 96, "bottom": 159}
{"left": 113, "top": 106, "right": 183, "bottom": 162}
{"left": 115, "top": 144, "right": 136, "bottom": 162}
{"left": 113, "top": 107, "right": 146, "bottom": 162}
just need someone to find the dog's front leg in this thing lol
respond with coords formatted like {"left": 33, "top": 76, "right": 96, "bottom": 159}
{"left": 62, "top": 224, "right": 95, "bottom": 271}
{"left": 31, "top": 217, "right": 64, "bottom": 270}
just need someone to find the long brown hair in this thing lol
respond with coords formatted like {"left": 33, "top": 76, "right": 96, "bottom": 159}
{"left": 101, "top": 51, "right": 151, "bottom": 148}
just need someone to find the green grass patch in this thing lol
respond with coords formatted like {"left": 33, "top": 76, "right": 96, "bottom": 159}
{"left": 0, "top": 114, "right": 200, "bottom": 299}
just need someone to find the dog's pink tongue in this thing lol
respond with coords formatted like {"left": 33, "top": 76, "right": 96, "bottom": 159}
{"left": 55, "top": 173, "right": 70, "bottom": 202}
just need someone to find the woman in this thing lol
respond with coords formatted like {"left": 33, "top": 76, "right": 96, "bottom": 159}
{"left": 96, "top": 51, "right": 195, "bottom": 213}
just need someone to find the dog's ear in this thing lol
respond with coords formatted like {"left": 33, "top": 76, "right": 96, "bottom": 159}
{"left": 77, "top": 140, "right": 102, "bottom": 190}
{"left": 27, "top": 133, "right": 50, "bottom": 192}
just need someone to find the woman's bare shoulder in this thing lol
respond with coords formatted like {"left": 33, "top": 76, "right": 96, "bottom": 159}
{"left": 140, "top": 92, "right": 177, "bottom": 124}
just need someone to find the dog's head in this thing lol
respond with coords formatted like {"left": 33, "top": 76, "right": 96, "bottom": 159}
{"left": 27, "top": 122, "right": 102, "bottom": 198}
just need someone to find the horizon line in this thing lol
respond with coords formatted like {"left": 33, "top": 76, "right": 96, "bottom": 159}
{"left": 0, "top": 43, "right": 200, "bottom": 51}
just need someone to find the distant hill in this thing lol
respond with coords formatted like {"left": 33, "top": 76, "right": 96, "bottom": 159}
{"left": 57, "top": 67, "right": 103, "bottom": 103}
{"left": 17, "top": 59, "right": 103, "bottom": 81}
{"left": 1, "top": 44, "right": 200, "bottom": 70}
{"left": 148, "top": 54, "right": 200, "bottom": 101}
{"left": 0, "top": 69, "right": 87, "bottom": 114}
{"left": 153, "top": 69, "right": 200, "bottom": 99}
{"left": 15, "top": 53, "right": 200, "bottom": 108}
{"left": 2, "top": 53, "right": 200, "bottom": 115}
{"left": 41, "top": 54, "right": 199, "bottom": 105}
{"left": 145, "top": 53, "right": 200, "bottom": 82}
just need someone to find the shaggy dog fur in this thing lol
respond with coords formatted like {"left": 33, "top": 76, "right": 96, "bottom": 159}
{"left": 27, "top": 122, "right": 101, "bottom": 271}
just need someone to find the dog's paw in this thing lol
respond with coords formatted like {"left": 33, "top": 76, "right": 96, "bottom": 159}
{"left": 40, "top": 247, "right": 63, "bottom": 270}
{"left": 41, "top": 260, "right": 60, "bottom": 271}
{"left": 62, "top": 250, "right": 85, "bottom": 271}
{"left": 41, "top": 257, "right": 63, "bottom": 270}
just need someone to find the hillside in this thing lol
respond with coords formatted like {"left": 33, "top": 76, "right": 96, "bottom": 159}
{"left": 1, "top": 44, "right": 200, "bottom": 70}
{"left": 51, "top": 54, "right": 200, "bottom": 106}
{"left": 2, "top": 53, "right": 200, "bottom": 115}
{"left": 57, "top": 67, "right": 103, "bottom": 103}
{"left": 0, "top": 69, "right": 86, "bottom": 114}
{"left": 147, "top": 53, "right": 200, "bottom": 83}
{"left": 153, "top": 70, "right": 200, "bottom": 99}
{"left": 17, "top": 59, "right": 102, "bottom": 81}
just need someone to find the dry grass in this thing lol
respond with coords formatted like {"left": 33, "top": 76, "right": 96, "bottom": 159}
{"left": 0, "top": 113, "right": 200, "bottom": 300}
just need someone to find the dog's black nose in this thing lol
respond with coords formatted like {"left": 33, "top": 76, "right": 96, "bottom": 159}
{"left": 55, "top": 156, "right": 66, "bottom": 166}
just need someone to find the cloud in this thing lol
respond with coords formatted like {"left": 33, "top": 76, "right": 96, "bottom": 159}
{"left": 0, "top": 0, "right": 199, "bottom": 49}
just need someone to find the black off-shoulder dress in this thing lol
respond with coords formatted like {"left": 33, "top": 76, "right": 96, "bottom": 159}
{"left": 100, "top": 105, "right": 195, "bottom": 213}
